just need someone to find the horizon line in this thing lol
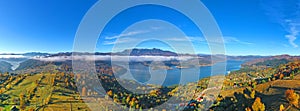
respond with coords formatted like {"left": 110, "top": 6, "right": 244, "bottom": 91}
{"left": 0, "top": 50, "right": 298, "bottom": 57}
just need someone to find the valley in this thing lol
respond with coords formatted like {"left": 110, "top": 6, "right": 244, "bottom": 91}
{"left": 0, "top": 50, "right": 299, "bottom": 111}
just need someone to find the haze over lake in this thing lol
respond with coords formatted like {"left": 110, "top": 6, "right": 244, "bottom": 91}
{"left": 118, "top": 60, "right": 244, "bottom": 86}
{"left": 0, "top": 53, "right": 244, "bottom": 86}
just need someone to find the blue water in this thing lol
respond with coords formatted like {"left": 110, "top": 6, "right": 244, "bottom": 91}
{"left": 119, "top": 60, "right": 244, "bottom": 86}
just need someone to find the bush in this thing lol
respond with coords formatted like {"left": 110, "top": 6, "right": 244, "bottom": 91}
{"left": 252, "top": 97, "right": 265, "bottom": 111}
{"left": 279, "top": 104, "right": 285, "bottom": 111}
{"left": 19, "top": 93, "right": 26, "bottom": 110}
{"left": 245, "top": 107, "right": 251, "bottom": 111}
{"left": 285, "top": 89, "right": 299, "bottom": 108}
{"left": 250, "top": 90, "right": 256, "bottom": 99}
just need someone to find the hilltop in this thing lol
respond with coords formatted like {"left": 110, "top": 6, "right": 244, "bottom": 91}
{"left": 209, "top": 75, "right": 300, "bottom": 111}
{"left": 183, "top": 56, "right": 300, "bottom": 111}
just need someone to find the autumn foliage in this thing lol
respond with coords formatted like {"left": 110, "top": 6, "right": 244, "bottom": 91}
{"left": 19, "top": 93, "right": 26, "bottom": 110}
{"left": 81, "top": 87, "right": 87, "bottom": 96}
{"left": 285, "top": 89, "right": 299, "bottom": 108}
{"left": 279, "top": 104, "right": 285, "bottom": 111}
{"left": 107, "top": 90, "right": 113, "bottom": 97}
{"left": 252, "top": 97, "right": 265, "bottom": 111}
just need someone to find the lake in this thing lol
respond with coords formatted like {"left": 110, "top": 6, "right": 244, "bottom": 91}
{"left": 118, "top": 60, "right": 244, "bottom": 86}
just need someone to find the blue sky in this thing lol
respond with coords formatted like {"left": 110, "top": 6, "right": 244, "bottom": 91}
{"left": 0, "top": 0, "right": 299, "bottom": 55}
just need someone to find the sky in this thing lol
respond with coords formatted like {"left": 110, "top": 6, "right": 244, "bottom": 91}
{"left": 0, "top": 0, "right": 300, "bottom": 56}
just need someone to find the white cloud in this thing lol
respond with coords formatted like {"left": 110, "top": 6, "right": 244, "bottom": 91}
{"left": 102, "top": 27, "right": 162, "bottom": 45}
{"left": 283, "top": 44, "right": 290, "bottom": 48}
{"left": 285, "top": 21, "right": 300, "bottom": 48}
{"left": 164, "top": 37, "right": 196, "bottom": 42}
{"left": 103, "top": 36, "right": 252, "bottom": 45}
{"left": 34, "top": 55, "right": 199, "bottom": 62}
{"left": 150, "top": 26, "right": 163, "bottom": 30}
{"left": 261, "top": 0, "right": 300, "bottom": 47}
{"left": 0, "top": 55, "right": 27, "bottom": 58}
{"left": 223, "top": 37, "right": 253, "bottom": 45}
{"left": 165, "top": 36, "right": 252, "bottom": 45}
{"left": 105, "top": 30, "right": 149, "bottom": 40}
{"left": 103, "top": 38, "right": 136, "bottom": 45}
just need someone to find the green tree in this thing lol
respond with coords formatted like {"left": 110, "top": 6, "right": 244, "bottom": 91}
{"left": 291, "top": 71, "right": 295, "bottom": 79}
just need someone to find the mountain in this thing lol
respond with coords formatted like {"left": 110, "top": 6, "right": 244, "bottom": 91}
{"left": 0, "top": 49, "right": 297, "bottom": 74}
{"left": 46, "top": 48, "right": 178, "bottom": 57}
{"left": 242, "top": 54, "right": 300, "bottom": 67}
{"left": 22, "top": 52, "right": 50, "bottom": 57}
{"left": 15, "top": 59, "right": 47, "bottom": 71}
{"left": 120, "top": 48, "right": 178, "bottom": 56}
{"left": 0, "top": 61, "right": 12, "bottom": 73}
{"left": 0, "top": 52, "right": 49, "bottom": 57}
{"left": 227, "top": 55, "right": 266, "bottom": 61}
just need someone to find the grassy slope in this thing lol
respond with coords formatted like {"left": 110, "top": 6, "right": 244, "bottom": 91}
{"left": 5, "top": 74, "right": 41, "bottom": 98}
{"left": 0, "top": 61, "right": 12, "bottom": 73}
{"left": 219, "top": 75, "right": 300, "bottom": 110}
{"left": 0, "top": 74, "right": 98, "bottom": 111}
